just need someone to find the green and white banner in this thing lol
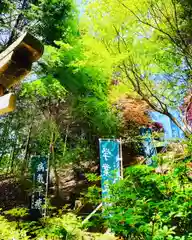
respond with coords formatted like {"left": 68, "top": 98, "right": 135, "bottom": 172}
{"left": 30, "top": 156, "right": 48, "bottom": 216}
{"left": 99, "top": 139, "right": 121, "bottom": 202}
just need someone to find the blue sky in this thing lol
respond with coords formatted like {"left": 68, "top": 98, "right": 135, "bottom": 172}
{"left": 76, "top": 0, "right": 82, "bottom": 7}
{"left": 75, "top": 0, "right": 84, "bottom": 16}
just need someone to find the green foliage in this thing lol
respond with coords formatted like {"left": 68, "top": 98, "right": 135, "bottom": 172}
{"left": 105, "top": 162, "right": 192, "bottom": 239}
{"left": 84, "top": 173, "right": 101, "bottom": 205}
{"left": 41, "top": 35, "right": 121, "bottom": 138}
{"left": 28, "top": 0, "right": 78, "bottom": 45}
{"left": 0, "top": 210, "right": 81, "bottom": 240}
{"left": 81, "top": 0, "right": 192, "bottom": 135}
{"left": 0, "top": 0, "right": 121, "bottom": 180}
{"left": 84, "top": 185, "right": 101, "bottom": 206}
{"left": 0, "top": 215, "right": 29, "bottom": 240}
{"left": 2, "top": 0, "right": 192, "bottom": 238}
{"left": 0, "top": 208, "right": 116, "bottom": 240}
{"left": 35, "top": 213, "right": 82, "bottom": 240}
{"left": 4, "top": 208, "right": 29, "bottom": 218}
{"left": 186, "top": 135, "right": 192, "bottom": 155}
{"left": 64, "top": 141, "right": 93, "bottom": 165}
{"left": 85, "top": 173, "right": 101, "bottom": 182}
{"left": 0, "top": 0, "right": 76, "bottom": 51}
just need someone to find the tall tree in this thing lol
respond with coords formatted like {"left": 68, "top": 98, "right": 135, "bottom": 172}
{"left": 0, "top": 0, "right": 76, "bottom": 51}
{"left": 40, "top": 39, "right": 120, "bottom": 139}
{"left": 81, "top": 0, "right": 192, "bottom": 136}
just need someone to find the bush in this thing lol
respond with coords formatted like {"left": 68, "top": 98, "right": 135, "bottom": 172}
{"left": 0, "top": 207, "right": 116, "bottom": 239}
{"left": 0, "top": 209, "right": 84, "bottom": 240}
{"left": 0, "top": 214, "right": 29, "bottom": 240}
{"left": 105, "top": 162, "right": 192, "bottom": 239}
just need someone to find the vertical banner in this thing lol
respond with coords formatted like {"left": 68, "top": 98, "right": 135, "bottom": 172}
{"left": 99, "top": 139, "right": 121, "bottom": 203}
{"left": 30, "top": 156, "right": 48, "bottom": 216}
{"left": 140, "top": 127, "right": 157, "bottom": 166}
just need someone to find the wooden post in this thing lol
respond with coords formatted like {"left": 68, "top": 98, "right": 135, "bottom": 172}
{"left": 119, "top": 138, "right": 123, "bottom": 179}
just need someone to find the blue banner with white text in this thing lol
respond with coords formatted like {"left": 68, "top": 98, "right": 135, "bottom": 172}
{"left": 99, "top": 139, "right": 121, "bottom": 202}
{"left": 30, "top": 156, "right": 48, "bottom": 216}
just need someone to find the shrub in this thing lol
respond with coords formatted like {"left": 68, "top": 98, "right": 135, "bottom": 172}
{"left": 0, "top": 214, "right": 29, "bottom": 240}
{"left": 105, "top": 162, "right": 192, "bottom": 239}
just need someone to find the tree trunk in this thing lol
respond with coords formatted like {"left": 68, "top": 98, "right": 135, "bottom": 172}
{"left": 8, "top": 144, "right": 16, "bottom": 174}
{"left": 0, "top": 116, "right": 13, "bottom": 166}
{"left": 166, "top": 111, "right": 191, "bottom": 138}
{"left": 7, "top": 0, "right": 29, "bottom": 46}
{"left": 21, "top": 120, "right": 33, "bottom": 174}
{"left": 53, "top": 148, "right": 59, "bottom": 198}
{"left": 63, "top": 124, "right": 69, "bottom": 157}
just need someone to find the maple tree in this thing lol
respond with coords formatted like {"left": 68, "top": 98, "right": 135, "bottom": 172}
{"left": 81, "top": 0, "right": 192, "bottom": 137}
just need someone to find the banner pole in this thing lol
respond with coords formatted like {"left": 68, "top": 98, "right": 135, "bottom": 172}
{"left": 45, "top": 149, "right": 51, "bottom": 217}
{"left": 120, "top": 138, "right": 123, "bottom": 179}
{"left": 82, "top": 203, "right": 102, "bottom": 225}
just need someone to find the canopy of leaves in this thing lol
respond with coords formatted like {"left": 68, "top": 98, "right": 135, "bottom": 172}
{"left": 80, "top": 0, "right": 192, "bottom": 136}
{"left": 0, "top": 0, "right": 76, "bottom": 51}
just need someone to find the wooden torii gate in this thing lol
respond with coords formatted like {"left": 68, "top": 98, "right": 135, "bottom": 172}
{"left": 0, "top": 32, "right": 44, "bottom": 114}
